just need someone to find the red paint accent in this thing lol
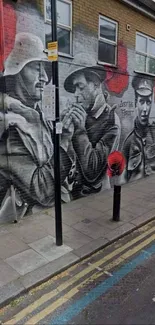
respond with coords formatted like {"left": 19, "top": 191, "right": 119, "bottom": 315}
{"left": 105, "top": 41, "right": 129, "bottom": 95}
{"left": 0, "top": 2, "right": 16, "bottom": 72}
{"left": 107, "top": 151, "right": 126, "bottom": 177}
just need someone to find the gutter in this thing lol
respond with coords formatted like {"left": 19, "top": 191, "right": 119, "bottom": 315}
{"left": 119, "top": 0, "right": 155, "bottom": 21}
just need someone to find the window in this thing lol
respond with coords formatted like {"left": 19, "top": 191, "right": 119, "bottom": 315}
{"left": 98, "top": 15, "right": 118, "bottom": 66}
{"left": 45, "top": 0, "right": 72, "bottom": 56}
{"left": 136, "top": 32, "right": 155, "bottom": 75}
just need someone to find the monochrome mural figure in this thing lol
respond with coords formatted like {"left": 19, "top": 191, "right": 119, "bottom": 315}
{"left": 62, "top": 54, "right": 121, "bottom": 199}
{"left": 122, "top": 75, "right": 155, "bottom": 182}
{"left": 0, "top": 32, "right": 71, "bottom": 220}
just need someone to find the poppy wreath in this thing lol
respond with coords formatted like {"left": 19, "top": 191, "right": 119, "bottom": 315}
{"left": 107, "top": 151, "right": 126, "bottom": 178}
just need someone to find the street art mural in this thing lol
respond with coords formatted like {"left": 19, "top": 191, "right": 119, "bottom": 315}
{"left": 1, "top": 0, "right": 155, "bottom": 222}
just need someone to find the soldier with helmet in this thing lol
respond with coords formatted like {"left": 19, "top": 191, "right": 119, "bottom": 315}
{"left": 122, "top": 74, "right": 155, "bottom": 182}
{"left": 0, "top": 32, "right": 71, "bottom": 220}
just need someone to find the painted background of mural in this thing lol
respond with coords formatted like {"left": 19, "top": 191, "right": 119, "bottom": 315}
{"left": 0, "top": 0, "right": 155, "bottom": 222}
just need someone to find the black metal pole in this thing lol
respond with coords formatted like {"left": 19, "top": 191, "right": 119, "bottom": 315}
{"left": 113, "top": 185, "right": 121, "bottom": 221}
{"left": 51, "top": 0, "right": 63, "bottom": 246}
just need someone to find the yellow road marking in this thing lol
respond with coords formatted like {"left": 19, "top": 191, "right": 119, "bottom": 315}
{"left": 24, "top": 232, "right": 155, "bottom": 325}
{"left": 4, "top": 222, "right": 155, "bottom": 325}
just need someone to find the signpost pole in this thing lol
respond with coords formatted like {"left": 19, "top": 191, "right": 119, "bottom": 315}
{"left": 50, "top": 0, "right": 63, "bottom": 246}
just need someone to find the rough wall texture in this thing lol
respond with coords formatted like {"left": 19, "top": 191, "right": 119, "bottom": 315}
{"left": 0, "top": 0, "right": 155, "bottom": 222}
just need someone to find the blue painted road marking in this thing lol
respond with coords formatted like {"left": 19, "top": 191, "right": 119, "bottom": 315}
{"left": 50, "top": 244, "right": 155, "bottom": 325}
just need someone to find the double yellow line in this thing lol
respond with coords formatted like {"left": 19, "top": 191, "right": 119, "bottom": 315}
{"left": 5, "top": 221, "right": 155, "bottom": 325}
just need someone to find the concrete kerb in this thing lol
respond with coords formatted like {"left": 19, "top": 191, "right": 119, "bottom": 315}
{"left": 0, "top": 214, "right": 155, "bottom": 309}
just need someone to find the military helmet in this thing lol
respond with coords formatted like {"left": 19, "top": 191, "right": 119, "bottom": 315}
{"left": 4, "top": 32, "right": 52, "bottom": 84}
{"left": 64, "top": 52, "right": 106, "bottom": 93}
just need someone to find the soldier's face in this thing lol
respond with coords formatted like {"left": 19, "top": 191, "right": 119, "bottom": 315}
{"left": 136, "top": 94, "right": 152, "bottom": 126}
{"left": 20, "top": 61, "right": 49, "bottom": 102}
{"left": 73, "top": 73, "right": 96, "bottom": 111}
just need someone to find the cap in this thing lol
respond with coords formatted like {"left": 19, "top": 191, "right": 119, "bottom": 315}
{"left": 132, "top": 75, "right": 153, "bottom": 97}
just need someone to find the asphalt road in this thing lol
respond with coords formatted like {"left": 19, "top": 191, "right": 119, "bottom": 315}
{"left": 72, "top": 248, "right": 155, "bottom": 325}
{"left": 1, "top": 220, "right": 155, "bottom": 325}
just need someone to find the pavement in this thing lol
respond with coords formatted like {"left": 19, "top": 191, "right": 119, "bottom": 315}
{"left": 0, "top": 175, "right": 155, "bottom": 307}
{"left": 1, "top": 219, "right": 155, "bottom": 324}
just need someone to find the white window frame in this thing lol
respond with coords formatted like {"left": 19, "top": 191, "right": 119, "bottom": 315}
{"left": 98, "top": 15, "right": 118, "bottom": 66}
{"left": 44, "top": 0, "right": 72, "bottom": 57}
{"left": 135, "top": 32, "right": 155, "bottom": 76}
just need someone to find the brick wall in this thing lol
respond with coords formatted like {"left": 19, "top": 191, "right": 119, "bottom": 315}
{"left": 73, "top": 0, "right": 155, "bottom": 47}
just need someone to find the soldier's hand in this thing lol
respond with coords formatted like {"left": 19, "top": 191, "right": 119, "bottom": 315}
{"left": 61, "top": 109, "right": 74, "bottom": 137}
{"left": 71, "top": 104, "right": 87, "bottom": 130}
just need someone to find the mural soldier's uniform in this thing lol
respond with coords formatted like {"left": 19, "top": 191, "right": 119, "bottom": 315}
{"left": 0, "top": 33, "right": 71, "bottom": 219}
{"left": 123, "top": 77, "right": 155, "bottom": 182}
{"left": 123, "top": 118, "right": 155, "bottom": 181}
{"left": 64, "top": 54, "right": 121, "bottom": 198}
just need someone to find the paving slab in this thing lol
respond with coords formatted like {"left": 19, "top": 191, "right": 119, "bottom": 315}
{"left": 42, "top": 220, "right": 72, "bottom": 236}
{"left": 29, "top": 235, "right": 72, "bottom": 262}
{"left": 9, "top": 222, "right": 50, "bottom": 244}
{"left": 95, "top": 215, "right": 125, "bottom": 228}
{"left": 105, "top": 209, "right": 135, "bottom": 222}
{"left": 85, "top": 199, "right": 113, "bottom": 212}
{"left": 74, "top": 238, "right": 109, "bottom": 258}
{"left": 0, "top": 233, "right": 28, "bottom": 259}
{"left": 63, "top": 228, "right": 92, "bottom": 249}
{"left": 131, "top": 210, "right": 155, "bottom": 226}
{"left": 62, "top": 210, "right": 87, "bottom": 226}
{"left": 0, "top": 259, "right": 19, "bottom": 288}
{"left": 5, "top": 249, "right": 48, "bottom": 276}
{"left": 73, "top": 207, "right": 104, "bottom": 220}
{"left": 73, "top": 220, "right": 111, "bottom": 239}
{"left": 123, "top": 203, "right": 151, "bottom": 216}
{"left": 20, "top": 252, "right": 79, "bottom": 290}
{"left": 104, "top": 222, "right": 136, "bottom": 241}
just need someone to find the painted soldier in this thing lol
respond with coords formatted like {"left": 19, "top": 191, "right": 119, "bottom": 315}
{"left": 0, "top": 33, "right": 71, "bottom": 220}
{"left": 122, "top": 75, "right": 155, "bottom": 182}
{"left": 62, "top": 53, "right": 121, "bottom": 199}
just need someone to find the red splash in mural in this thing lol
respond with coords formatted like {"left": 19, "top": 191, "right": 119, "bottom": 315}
{"left": 105, "top": 41, "right": 129, "bottom": 95}
{"left": 0, "top": 1, "right": 16, "bottom": 72}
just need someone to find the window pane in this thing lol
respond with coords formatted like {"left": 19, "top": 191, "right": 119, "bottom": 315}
{"left": 57, "top": 1, "right": 71, "bottom": 26}
{"left": 58, "top": 28, "right": 70, "bottom": 54}
{"left": 100, "top": 17, "right": 116, "bottom": 42}
{"left": 149, "top": 39, "right": 155, "bottom": 56}
{"left": 45, "top": 23, "right": 51, "bottom": 47}
{"left": 46, "top": 0, "right": 71, "bottom": 26}
{"left": 136, "top": 53, "right": 146, "bottom": 72}
{"left": 136, "top": 34, "right": 147, "bottom": 53}
{"left": 45, "top": 26, "right": 71, "bottom": 55}
{"left": 147, "top": 57, "right": 155, "bottom": 74}
{"left": 46, "top": 0, "right": 51, "bottom": 20}
{"left": 98, "top": 41, "right": 116, "bottom": 65}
